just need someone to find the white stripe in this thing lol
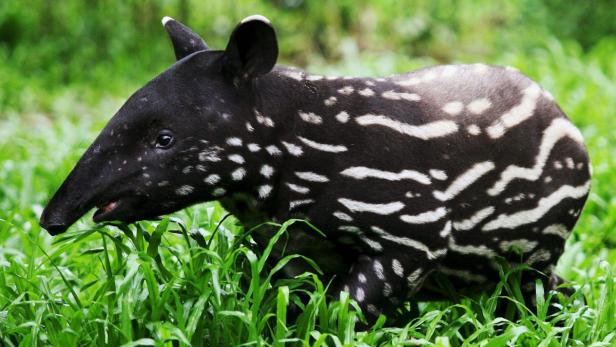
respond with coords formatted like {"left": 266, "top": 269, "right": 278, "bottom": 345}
{"left": 370, "top": 226, "right": 439, "bottom": 260}
{"left": 438, "top": 266, "right": 487, "bottom": 283}
{"left": 338, "top": 198, "right": 404, "bottom": 215}
{"left": 483, "top": 181, "right": 590, "bottom": 231}
{"left": 341, "top": 166, "right": 431, "bottom": 185}
{"left": 289, "top": 199, "right": 315, "bottom": 210}
{"left": 487, "top": 119, "right": 585, "bottom": 196}
{"left": 400, "top": 207, "right": 447, "bottom": 224}
{"left": 356, "top": 114, "right": 458, "bottom": 140}
{"left": 295, "top": 171, "right": 329, "bottom": 182}
{"left": 281, "top": 141, "right": 303, "bottom": 156}
{"left": 499, "top": 239, "right": 538, "bottom": 253}
{"left": 429, "top": 169, "right": 448, "bottom": 181}
{"left": 381, "top": 90, "right": 421, "bottom": 101}
{"left": 298, "top": 111, "right": 323, "bottom": 124}
{"left": 297, "top": 136, "right": 348, "bottom": 153}
{"left": 452, "top": 207, "right": 495, "bottom": 231}
{"left": 448, "top": 236, "right": 497, "bottom": 257}
{"left": 373, "top": 260, "right": 385, "bottom": 280}
{"left": 486, "top": 83, "right": 542, "bottom": 138}
{"left": 433, "top": 161, "right": 495, "bottom": 201}
{"left": 360, "top": 237, "right": 383, "bottom": 251}
{"left": 542, "top": 224, "right": 570, "bottom": 238}
{"left": 333, "top": 211, "right": 353, "bottom": 222}
{"left": 286, "top": 182, "right": 310, "bottom": 194}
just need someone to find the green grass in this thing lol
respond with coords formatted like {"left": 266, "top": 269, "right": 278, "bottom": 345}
{"left": 2, "top": 17, "right": 616, "bottom": 347}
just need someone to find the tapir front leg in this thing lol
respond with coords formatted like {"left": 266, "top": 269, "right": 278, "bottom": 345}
{"left": 336, "top": 251, "right": 437, "bottom": 324}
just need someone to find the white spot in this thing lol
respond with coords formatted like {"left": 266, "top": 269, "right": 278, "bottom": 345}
{"left": 176, "top": 185, "right": 194, "bottom": 196}
{"left": 342, "top": 166, "right": 431, "bottom": 185}
{"left": 486, "top": 83, "right": 542, "bottom": 138}
{"left": 281, "top": 141, "right": 303, "bottom": 156}
{"left": 554, "top": 161, "right": 563, "bottom": 170}
{"left": 358, "top": 88, "right": 375, "bottom": 97}
{"left": 382, "top": 282, "right": 392, "bottom": 296}
{"left": 157, "top": 180, "right": 169, "bottom": 187}
{"left": 400, "top": 207, "right": 448, "bottom": 225}
{"left": 576, "top": 162, "right": 584, "bottom": 170}
{"left": 333, "top": 211, "right": 353, "bottom": 222}
{"left": 392, "top": 259, "right": 404, "bottom": 277}
{"left": 356, "top": 114, "right": 459, "bottom": 140}
{"left": 367, "top": 304, "right": 379, "bottom": 315}
{"left": 355, "top": 287, "right": 365, "bottom": 302}
{"left": 254, "top": 109, "right": 275, "bottom": 127}
{"left": 289, "top": 199, "right": 315, "bottom": 210}
{"left": 247, "top": 143, "right": 261, "bottom": 152}
{"left": 258, "top": 185, "right": 273, "bottom": 199}
{"left": 433, "top": 161, "right": 495, "bottom": 201}
{"left": 381, "top": 90, "right": 421, "bottom": 102}
{"left": 487, "top": 119, "right": 585, "bottom": 196}
{"left": 181, "top": 166, "right": 192, "bottom": 174}
{"left": 442, "top": 101, "right": 464, "bottom": 116}
{"left": 565, "top": 157, "right": 575, "bottom": 169}
{"left": 429, "top": 169, "right": 448, "bottom": 180}
{"left": 266, "top": 145, "right": 282, "bottom": 156}
{"left": 324, "top": 96, "right": 337, "bottom": 106}
{"left": 338, "top": 198, "right": 404, "bottom": 215}
{"left": 467, "top": 124, "right": 482, "bottom": 135}
{"left": 297, "top": 136, "right": 347, "bottom": 153}
{"left": 231, "top": 167, "right": 246, "bottom": 181}
{"left": 358, "top": 273, "right": 367, "bottom": 283}
{"left": 467, "top": 98, "right": 492, "bottom": 114}
{"left": 226, "top": 137, "right": 243, "bottom": 147}
{"left": 373, "top": 261, "right": 385, "bottom": 280}
{"left": 199, "top": 147, "right": 222, "bottom": 162}
{"left": 371, "top": 226, "right": 440, "bottom": 259}
{"left": 483, "top": 181, "right": 590, "bottom": 231}
{"left": 228, "top": 154, "right": 245, "bottom": 164}
{"left": 453, "top": 207, "right": 495, "bottom": 231}
{"left": 295, "top": 171, "right": 329, "bottom": 182}
{"left": 260, "top": 164, "right": 274, "bottom": 178}
{"left": 335, "top": 111, "right": 350, "bottom": 123}
{"left": 395, "top": 76, "right": 422, "bottom": 87}
{"left": 527, "top": 249, "right": 552, "bottom": 265}
{"left": 204, "top": 174, "right": 220, "bottom": 185}
{"left": 212, "top": 187, "right": 226, "bottom": 197}
{"left": 286, "top": 182, "right": 309, "bottom": 194}
{"left": 298, "top": 111, "right": 323, "bottom": 124}
{"left": 337, "top": 86, "right": 354, "bottom": 95}
{"left": 246, "top": 122, "right": 254, "bottom": 132}
{"left": 544, "top": 176, "right": 553, "bottom": 183}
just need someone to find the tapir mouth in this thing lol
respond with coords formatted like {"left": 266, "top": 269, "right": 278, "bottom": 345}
{"left": 93, "top": 200, "right": 119, "bottom": 222}
{"left": 91, "top": 195, "right": 141, "bottom": 223}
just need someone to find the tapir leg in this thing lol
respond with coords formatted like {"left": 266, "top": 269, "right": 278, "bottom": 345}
{"left": 336, "top": 251, "right": 436, "bottom": 326}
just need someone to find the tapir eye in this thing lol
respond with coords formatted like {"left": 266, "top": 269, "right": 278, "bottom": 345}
{"left": 155, "top": 130, "right": 175, "bottom": 149}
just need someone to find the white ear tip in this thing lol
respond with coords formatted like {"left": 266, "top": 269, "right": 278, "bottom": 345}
{"left": 162, "top": 16, "right": 174, "bottom": 26}
{"left": 240, "top": 14, "right": 270, "bottom": 25}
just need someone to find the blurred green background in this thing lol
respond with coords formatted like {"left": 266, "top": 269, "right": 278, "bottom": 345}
{"left": 1, "top": 0, "right": 615, "bottom": 112}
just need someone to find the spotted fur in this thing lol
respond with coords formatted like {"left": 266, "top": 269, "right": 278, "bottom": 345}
{"left": 40, "top": 15, "right": 591, "bottom": 324}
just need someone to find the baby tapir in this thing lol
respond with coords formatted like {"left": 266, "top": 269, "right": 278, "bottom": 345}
{"left": 40, "top": 15, "right": 591, "bottom": 322}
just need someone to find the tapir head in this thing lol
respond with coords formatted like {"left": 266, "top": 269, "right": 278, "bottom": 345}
{"left": 39, "top": 15, "right": 278, "bottom": 235}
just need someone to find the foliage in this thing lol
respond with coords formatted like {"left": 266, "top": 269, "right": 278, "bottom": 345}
{"left": 0, "top": 0, "right": 615, "bottom": 345}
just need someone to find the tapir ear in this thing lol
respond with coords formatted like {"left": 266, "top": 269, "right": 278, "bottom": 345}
{"left": 222, "top": 15, "right": 278, "bottom": 81}
{"left": 162, "top": 16, "right": 209, "bottom": 61}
